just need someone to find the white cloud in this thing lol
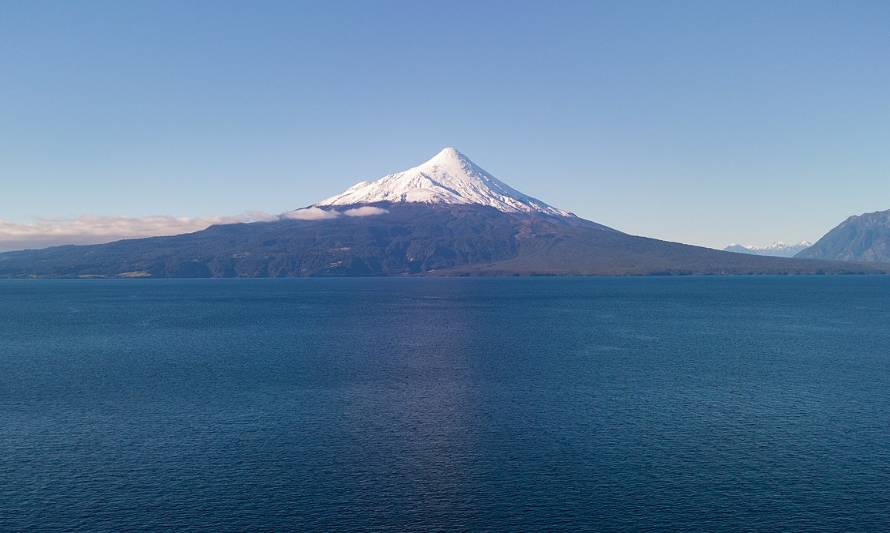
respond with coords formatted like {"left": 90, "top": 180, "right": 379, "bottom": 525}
{"left": 0, "top": 205, "right": 392, "bottom": 252}
{"left": 282, "top": 207, "right": 340, "bottom": 221}
{"left": 343, "top": 206, "right": 389, "bottom": 217}
{"left": 280, "top": 205, "right": 389, "bottom": 220}
{"left": 0, "top": 212, "right": 276, "bottom": 252}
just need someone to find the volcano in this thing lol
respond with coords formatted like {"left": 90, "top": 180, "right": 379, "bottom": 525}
{"left": 0, "top": 148, "right": 885, "bottom": 278}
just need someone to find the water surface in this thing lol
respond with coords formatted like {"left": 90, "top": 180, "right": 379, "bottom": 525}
{"left": 2, "top": 277, "right": 890, "bottom": 530}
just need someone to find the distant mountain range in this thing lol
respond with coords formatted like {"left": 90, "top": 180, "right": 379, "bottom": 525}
{"left": 797, "top": 209, "right": 890, "bottom": 262}
{"left": 724, "top": 241, "right": 812, "bottom": 258}
{"left": 0, "top": 148, "right": 886, "bottom": 278}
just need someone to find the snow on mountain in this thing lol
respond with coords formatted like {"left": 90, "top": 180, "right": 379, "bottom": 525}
{"left": 724, "top": 241, "right": 812, "bottom": 258}
{"left": 314, "top": 147, "right": 573, "bottom": 217}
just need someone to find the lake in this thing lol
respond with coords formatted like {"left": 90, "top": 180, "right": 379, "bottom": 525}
{"left": 2, "top": 277, "right": 890, "bottom": 531}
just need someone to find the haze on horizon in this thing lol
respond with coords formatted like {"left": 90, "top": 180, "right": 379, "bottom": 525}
{"left": 2, "top": 1, "right": 889, "bottom": 252}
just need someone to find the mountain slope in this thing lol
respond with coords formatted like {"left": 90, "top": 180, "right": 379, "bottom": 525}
{"left": 797, "top": 209, "right": 890, "bottom": 262}
{"left": 0, "top": 205, "right": 522, "bottom": 278}
{"left": 0, "top": 203, "right": 883, "bottom": 278}
{"left": 444, "top": 215, "right": 882, "bottom": 276}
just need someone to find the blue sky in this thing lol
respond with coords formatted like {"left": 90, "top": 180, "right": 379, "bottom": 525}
{"left": 2, "top": 0, "right": 889, "bottom": 249}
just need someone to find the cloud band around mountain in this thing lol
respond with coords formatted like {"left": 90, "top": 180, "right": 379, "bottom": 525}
{"left": 0, "top": 212, "right": 277, "bottom": 252}
{"left": 0, "top": 206, "right": 393, "bottom": 252}
{"left": 283, "top": 206, "right": 389, "bottom": 221}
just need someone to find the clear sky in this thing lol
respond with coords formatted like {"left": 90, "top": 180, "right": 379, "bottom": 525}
{"left": 2, "top": 0, "right": 889, "bottom": 250}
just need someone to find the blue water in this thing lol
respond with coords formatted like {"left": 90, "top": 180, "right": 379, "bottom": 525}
{"left": 2, "top": 277, "right": 890, "bottom": 531}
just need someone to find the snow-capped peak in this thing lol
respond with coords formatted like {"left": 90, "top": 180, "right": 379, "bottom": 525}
{"left": 723, "top": 241, "right": 813, "bottom": 258}
{"left": 315, "top": 147, "right": 572, "bottom": 217}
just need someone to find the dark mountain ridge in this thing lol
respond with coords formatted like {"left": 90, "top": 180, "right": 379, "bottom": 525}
{"left": 1, "top": 203, "right": 885, "bottom": 278}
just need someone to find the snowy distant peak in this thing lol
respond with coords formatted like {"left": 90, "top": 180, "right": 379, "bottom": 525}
{"left": 724, "top": 241, "right": 813, "bottom": 258}
{"left": 315, "top": 147, "right": 573, "bottom": 217}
